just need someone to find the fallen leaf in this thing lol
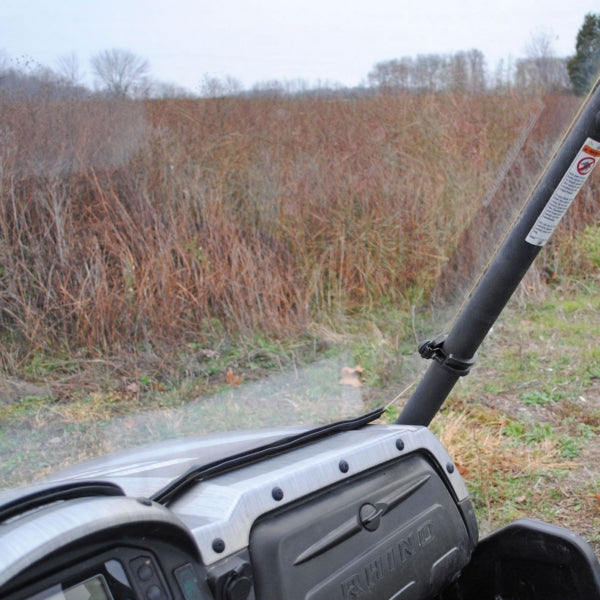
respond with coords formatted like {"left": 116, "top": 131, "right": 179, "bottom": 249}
{"left": 226, "top": 369, "right": 243, "bottom": 386}
{"left": 455, "top": 462, "right": 469, "bottom": 477}
{"left": 125, "top": 382, "right": 140, "bottom": 394}
{"left": 339, "top": 366, "right": 362, "bottom": 387}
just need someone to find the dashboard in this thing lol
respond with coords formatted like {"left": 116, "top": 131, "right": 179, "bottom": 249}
{"left": 0, "top": 421, "right": 478, "bottom": 600}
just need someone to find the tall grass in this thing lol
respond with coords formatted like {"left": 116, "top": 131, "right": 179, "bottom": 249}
{"left": 0, "top": 91, "right": 594, "bottom": 366}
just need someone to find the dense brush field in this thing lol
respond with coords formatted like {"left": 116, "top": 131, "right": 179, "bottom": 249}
{"left": 0, "top": 91, "right": 597, "bottom": 368}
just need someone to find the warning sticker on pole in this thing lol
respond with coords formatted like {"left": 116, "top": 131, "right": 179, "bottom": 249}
{"left": 526, "top": 137, "right": 600, "bottom": 246}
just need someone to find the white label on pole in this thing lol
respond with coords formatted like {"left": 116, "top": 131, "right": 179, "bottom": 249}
{"left": 525, "top": 137, "right": 600, "bottom": 247}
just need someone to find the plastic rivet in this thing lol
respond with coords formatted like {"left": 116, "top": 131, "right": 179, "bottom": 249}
{"left": 339, "top": 460, "right": 349, "bottom": 473}
{"left": 212, "top": 538, "right": 225, "bottom": 553}
{"left": 446, "top": 462, "right": 455, "bottom": 474}
{"left": 396, "top": 438, "right": 405, "bottom": 451}
{"left": 271, "top": 486, "right": 284, "bottom": 501}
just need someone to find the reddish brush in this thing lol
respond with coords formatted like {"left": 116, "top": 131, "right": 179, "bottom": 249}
{"left": 0, "top": 92, "right": 594, "bottom": 361}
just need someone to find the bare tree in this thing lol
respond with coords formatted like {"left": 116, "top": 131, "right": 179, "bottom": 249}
{"left": 368, "top": 57, "right": 413, "bottom": 90}
{"left": 446, "top": 51, "right": 468, "bottom": 91}
{"left": 56, "top": 52, "right": 84, "bottom": 86}
{"left": 200, "top": 74, "right": 243, "bottom": 97}
{"left": 90, "top": 48, "right": 150, "bottom": 97}
{"left": 465, "top": 49, "right": 487, "bottom": 93}
{"left": 369, "top": 50, "right": 486, "bottom": 93}
{"left": 517, "top": 28, "right": 570, "bottom": 92}
{"left": 413, "top": 54, "right": 445, "bottom": 92}
{"left": 149, "top": 80, "right": 194, "bottom": 98}
{"left": 0, "top": 49, "right": 9, "bottom": 72}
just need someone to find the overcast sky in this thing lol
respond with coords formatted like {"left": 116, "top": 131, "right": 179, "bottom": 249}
{"left": 1, "top": 0, "right": 599, "bottom": 92}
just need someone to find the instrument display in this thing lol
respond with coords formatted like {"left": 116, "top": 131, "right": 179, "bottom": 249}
{"left": 27, "top": 575, "right": 113, "bottom": 600}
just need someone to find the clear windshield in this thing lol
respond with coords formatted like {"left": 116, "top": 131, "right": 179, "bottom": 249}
{"left": 0, "top": 4, "right": 598, "bottom": 491}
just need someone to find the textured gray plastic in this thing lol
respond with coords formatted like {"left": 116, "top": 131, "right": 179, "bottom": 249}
{"left": 250, "top": 452, "right": 475, "bottom": 600}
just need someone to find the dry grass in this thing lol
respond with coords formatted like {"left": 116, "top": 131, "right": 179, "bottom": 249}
{"left": 420, "top": 280, "right": 600, "bottom": 551}
{"left": 431, "top": 402, "right": 569, "bottom": 533}
{"left": 0, "top": 91, "right": 596, "bottom": 369}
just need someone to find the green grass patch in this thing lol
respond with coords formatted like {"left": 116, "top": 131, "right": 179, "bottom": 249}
{"left": 520, "top": 390, "right": 553, "bottom": 406}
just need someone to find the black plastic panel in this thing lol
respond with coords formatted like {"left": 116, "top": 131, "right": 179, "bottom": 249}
{"left": 439, "top": 518, "right": 600, "bottom": 599}
{"left": 249, "top": 453, "right": 475, "bottom": 600}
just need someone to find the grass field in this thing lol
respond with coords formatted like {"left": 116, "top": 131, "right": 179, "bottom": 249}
{"left": 1, "top": 91, "right": 593, "bottom": 366}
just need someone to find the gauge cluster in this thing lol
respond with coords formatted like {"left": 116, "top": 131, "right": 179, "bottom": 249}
{"left": 1, "top": 495, "right": 211, "bottom": 600}
{"left": 22, "top": 545, "right": 206, "bottom": 600}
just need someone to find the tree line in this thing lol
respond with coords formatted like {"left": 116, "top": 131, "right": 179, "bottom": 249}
{"left": 0, "top": 48, "right": 191, "bottom": 99}
{"left": 1, "top": 13, "right": 599, "bottom": 99}
{"left": 368, "top": 49, "right": 492, "bottom": 93}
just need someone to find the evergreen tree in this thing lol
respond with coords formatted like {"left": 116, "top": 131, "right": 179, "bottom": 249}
{"left": 568, "top": 13, "right": 600, "bottom": 95}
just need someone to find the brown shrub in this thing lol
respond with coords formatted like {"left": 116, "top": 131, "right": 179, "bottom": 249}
{"left": 0, "top": 92, "right": 587, "bottom": 359}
